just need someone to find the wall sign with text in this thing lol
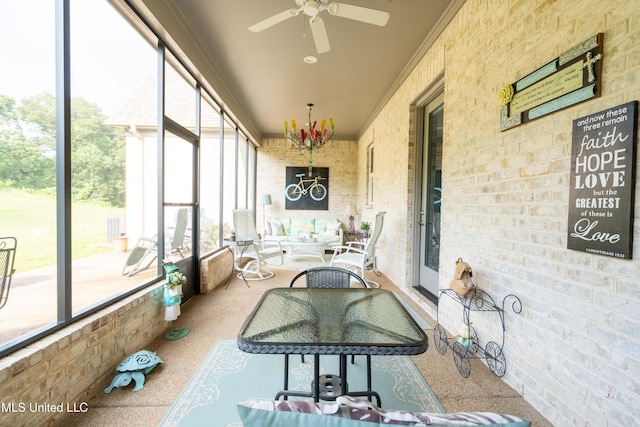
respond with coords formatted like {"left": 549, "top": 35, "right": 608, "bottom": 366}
{"left": 500, "top": 34, "right": 603, "bottom": 131}
{"left": 567, "top": 101, "right": 638, "bottom": 259}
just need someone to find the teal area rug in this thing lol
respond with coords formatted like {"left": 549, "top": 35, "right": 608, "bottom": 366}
{"left": 160, "top": 339, "right": 443, "bottom": 427}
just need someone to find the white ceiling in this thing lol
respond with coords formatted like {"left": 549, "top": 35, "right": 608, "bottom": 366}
{"left": 174, "top": 0, "right": 461, "bottom": 139}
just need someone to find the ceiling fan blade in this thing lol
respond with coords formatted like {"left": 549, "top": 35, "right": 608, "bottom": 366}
{"left": 309, "top": 17, "right": 330, "bottom": 54}
{"left": 248, "top": 9, "right": 299, "bottom": 33}
{"left": 327, "top": 3, "right": 390, "bottom": 26}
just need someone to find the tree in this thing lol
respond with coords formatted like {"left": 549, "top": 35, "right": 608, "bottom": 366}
{"left": 0, "top": 94, "right": 55, "bottom": 189}
{"left": 65, "top": 97, "right": 126, "bottom": 206}
{"left": 0, "top": 93, "right": 125, "bottom": 206}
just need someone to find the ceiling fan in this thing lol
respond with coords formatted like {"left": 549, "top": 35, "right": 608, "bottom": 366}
{"left": 248, "top": 0, "right": 390, "bottom": 54}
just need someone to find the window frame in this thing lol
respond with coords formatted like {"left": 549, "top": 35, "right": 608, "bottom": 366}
{"left": 367, "top": 142, "right": 375, "bottom": 206}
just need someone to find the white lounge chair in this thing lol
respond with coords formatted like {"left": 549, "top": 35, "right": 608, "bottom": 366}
{"left": 232, "top": 209, "right": 284, "bottom": 280}
{"left": 330, "top": 211, "right": 385, "bottom": 287}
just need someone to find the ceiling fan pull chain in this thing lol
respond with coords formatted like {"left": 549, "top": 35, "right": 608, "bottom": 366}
{"left": 302, "top": 13, "right": 307, "bottom": 38}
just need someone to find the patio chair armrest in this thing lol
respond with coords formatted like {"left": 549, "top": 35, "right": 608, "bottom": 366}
{"left": 346, "top": 241, "right": 365, "bottom": 249}
{"left": 330, "top": 245, "right": 366, "bottom": 255}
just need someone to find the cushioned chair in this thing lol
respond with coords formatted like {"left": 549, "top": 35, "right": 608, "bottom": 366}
{"left": 330, "top": 211, "right": 385, "bottom": 287}
{"left": 232, "top": 209, "right": 283, "bottom": 280}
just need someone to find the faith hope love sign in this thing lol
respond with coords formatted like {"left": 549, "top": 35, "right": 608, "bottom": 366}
{"left": 567, "top": 101, "right": 638, "bottom": 258}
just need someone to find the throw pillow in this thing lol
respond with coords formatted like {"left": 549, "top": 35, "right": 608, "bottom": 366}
{"left": 325, "top": 218, "right": 341, "bottom": 235}
{"left": 237, "top": 397, "right": 532, "bottom": 426}
{"left": 269, "top": 219, "right": 284, "bottom": 236}
{"left": 316, "top": 218, "right": 340, "bottom": 235}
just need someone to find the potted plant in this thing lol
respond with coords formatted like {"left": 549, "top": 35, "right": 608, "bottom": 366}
{"left": 360, "top": 221, "right": 371, "bottom": 237}
{"left": 164, "top": 264, "right": 186, "bottom": 296}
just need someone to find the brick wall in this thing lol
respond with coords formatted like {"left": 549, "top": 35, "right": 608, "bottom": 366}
{"left": 200, "top": 249, "right": 233, "bottom": 293}
{"left": 0, "top": 286, "right": 166, "bottom": 426}
{"left": 346, "top": 0, "right": 640, "bottom": 425}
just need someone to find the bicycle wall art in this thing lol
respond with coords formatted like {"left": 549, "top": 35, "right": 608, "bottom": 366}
{"left": 285, "top": 166, "right": 329, "bottom": 210}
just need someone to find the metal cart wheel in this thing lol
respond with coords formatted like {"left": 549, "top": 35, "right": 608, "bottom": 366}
{"left": 485, "top": 341, "right": 506, "bottom": 377}
{"left": 452, "top": 341, "right": 471, "bottom": 378}
{"left": 433, "top": 324, "right": 448, "bottom": 354}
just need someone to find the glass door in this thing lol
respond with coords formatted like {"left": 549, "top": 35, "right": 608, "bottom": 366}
{"left": 164, "top": 130, "right": 197, "bottom": 300}
{"left": 415, "top": 94, "right": 443, "bottom": 301}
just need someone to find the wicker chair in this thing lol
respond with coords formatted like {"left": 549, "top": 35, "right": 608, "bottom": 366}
{"left": 289, "top": 266, "right": 367, "bottom": 289}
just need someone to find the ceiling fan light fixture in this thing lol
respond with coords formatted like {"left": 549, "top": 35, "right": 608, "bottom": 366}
{"left": 303, "top": 0, "right": 321, "bottom": 16}
{"left": 303, "top": 55, "right": 318, "bottom": 64}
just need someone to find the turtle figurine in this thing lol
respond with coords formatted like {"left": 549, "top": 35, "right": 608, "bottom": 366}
{"left": 104, "top": 350, "right": 164, "bottom": 393}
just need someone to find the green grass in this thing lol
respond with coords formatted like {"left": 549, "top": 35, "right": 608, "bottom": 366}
{"left": 0, "top": 189, "right": 124, "bottom": 271}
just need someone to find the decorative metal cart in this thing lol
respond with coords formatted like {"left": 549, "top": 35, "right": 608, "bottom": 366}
{"left": 433, "top": 288, "right": 522, "bottom": 378}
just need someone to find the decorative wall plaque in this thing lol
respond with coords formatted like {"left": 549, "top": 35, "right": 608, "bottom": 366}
{"left": 499, "top": 33, "right": 604, "bottom": 131}
{"left": 567, "top": 101, "right": 638, "bottom": 259}
{"left": 285, "top": 167, "right": 329, "bottom": 210}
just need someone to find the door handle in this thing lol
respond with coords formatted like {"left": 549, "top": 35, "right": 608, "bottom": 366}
{"left": 419, "top": 210, "right": 425, "bottom": 226}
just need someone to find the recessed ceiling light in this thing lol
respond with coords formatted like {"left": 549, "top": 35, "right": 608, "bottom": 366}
{"left": 303, "top": 55, "right": 318, "bottom": 64}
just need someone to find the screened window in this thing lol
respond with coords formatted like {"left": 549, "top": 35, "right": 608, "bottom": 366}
{"left": 237, "top": 133, "right": 248, "bottom": 209}
{"left": 222, "top": 117, "right": 238, "bottom": 234}
{"left": 247, "top": 140, "right": 256, "bottom": 211}
{"left": 367, "top": 143, "right": 375, "bottom": 205}
{"left": 200, "top": 93, "right": 224, "bottom": 251}
{"left": 0, "top": 0, "right": 57, "bottom": 344}
{"left": 165, "top": 53, "right": 197, "bottom": 132}
{"left": 69, "top": 0, "right": 158, "bottom": 314}
{"left": 0, "top": 0, "right": 257, "bottom": 356}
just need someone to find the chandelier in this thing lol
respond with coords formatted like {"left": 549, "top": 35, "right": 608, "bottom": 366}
{"left": 284, "top": 103, "right": 334, "bottom": 175}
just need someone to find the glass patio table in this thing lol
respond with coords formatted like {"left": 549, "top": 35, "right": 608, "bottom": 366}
{"left": 237, "top": 287, "right": 428, "bottom": 405}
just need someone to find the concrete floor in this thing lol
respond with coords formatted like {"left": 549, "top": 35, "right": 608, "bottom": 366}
{"left": 57, "top": 265, "right": 552, "bottom": 426}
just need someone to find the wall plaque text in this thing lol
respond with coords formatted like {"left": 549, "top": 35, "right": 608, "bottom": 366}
{"left": 567, "top": 101, "right": 638, "bottom": 259}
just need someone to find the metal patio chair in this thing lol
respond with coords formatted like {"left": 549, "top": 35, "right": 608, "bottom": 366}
{"left": 289, "top": 266, "right": 367, "bottom": 367}
{"left": 0, "top": 237, "right": 17, "bottom": 309}
{"left": 289, "top": 266, "right": 367, "bottom": 289}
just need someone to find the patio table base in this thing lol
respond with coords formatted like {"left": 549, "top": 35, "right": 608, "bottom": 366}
{"left": 313, "top": 374, "right": 344, "bottom": 400}
{"left": 275, "top": 354, "right": 381, "bottom": 406}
